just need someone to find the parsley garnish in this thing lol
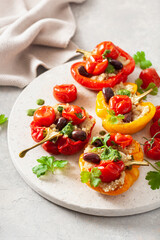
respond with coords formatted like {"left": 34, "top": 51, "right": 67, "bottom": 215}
{"left": 100, "top": 146, "right": 121, "bottom": 161}
{"left": 135, "top": 78, "right": 158, "bottom": 99}
{"left": 116, "top": 89, "right": 131, "bottom": 97}
{"left": 80, "top": 167, "right": 102, "bottom": 187}
{"left": 61, "top": 122, "right": 74, "bottom": 137}
{"left": 102, "top": 49, "right": 111, "bottom": 59}
{"left": 57, "top": 106, "right": 63, "bottom": 113}
{"left": 145, "top": 160, "right": 160, "bottom": 190}
{"left": 91, "top": 134, "right": 111, "bottom": 148}
{"left": 32, "top": 156, "right": 68, "bottom": 178}
{"left": 75, "top": 112, "right": 83, "bottom": 119}
{"left": 0, "top": 114, "right": 8, "bottom": 125}
{"left": 107, "top": 110, "right": 124, "bottom": 124}
{"left": 105, "top": 63, "right": 115, "bottom": 73}
{"left": 133, "top": 51, "right": 152, "bottom": 69}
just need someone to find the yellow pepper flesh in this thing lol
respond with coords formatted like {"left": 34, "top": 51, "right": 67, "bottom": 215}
{"left": 96, "top": 83, "right": 156, "bottom": 134}
{"left": 79, "top": 140, "right": 143, "bottom": 195}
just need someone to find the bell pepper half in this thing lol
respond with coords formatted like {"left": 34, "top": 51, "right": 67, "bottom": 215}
{"left": 79, "top": 138, "right": 144, "bottom": 196}
{"left": 71, "top": 42, "right": 135, "bottom": 91}
{"left": 96, "top": 82, "right": 156, "bottom": 134}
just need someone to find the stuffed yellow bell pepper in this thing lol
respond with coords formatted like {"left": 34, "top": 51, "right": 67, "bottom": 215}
{"left": 79, "top": 132, "right": 148, "bottom": 195}
{"left": 96, "top": 82, "right": 156, "bottom": 134}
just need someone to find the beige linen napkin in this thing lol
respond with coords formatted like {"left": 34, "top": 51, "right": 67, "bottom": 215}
{"left": 0, "top": 0, "right": 85, "bottom": 88}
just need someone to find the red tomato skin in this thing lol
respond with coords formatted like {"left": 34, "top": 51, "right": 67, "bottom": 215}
{"left": 144, "top": 138, "right": 160, "bottom": 160}
{"left": 150, "top": 121, "right": 160, "bottom": 138}
{"left": 153, "top": 106, "right": 160, "bottom": 122}
{"left": 109, "top": 95, "right": 132, "bottom": 115}
{"left": 62, "top": 105, "right": 86, "bottom": 125}
{"left": 107, "top": 133, "right": 133, "bottom": 148}
{"left": 85, "top": 54, "right": 108, "bottom": 75}
{"left": 30, "top": 121, "right": 45, "bottom": 142}
{"left": 95, "top": 41, "right": 119, "bottom": 59}
{"left": 97, "top": 160, "right": 125, "bottom": 183}
{"left": 140, "top": 68, "right": 160, "bottom": 89}
{"left": 34, "top": 106, "right": 55, "bottom": 127}
{"left": 53, "top": 84, "right": 77, "bottom": 103}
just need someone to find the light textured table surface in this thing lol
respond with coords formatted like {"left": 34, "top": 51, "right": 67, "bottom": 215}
{"left": 1, "top": 0, "right": 160, "bottom": 239}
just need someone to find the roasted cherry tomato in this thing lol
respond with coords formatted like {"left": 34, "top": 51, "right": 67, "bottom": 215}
{"left": 150, "top": 121, "right": 160, "bottom": 138}
{"left": 62, "top": 105, "right": 86, "bottom": 125}
{"left": 34, "top": 106, "right": 55, "bottom": 127}
{"left": 140, "top": 68, "right": 160, "bottom": 89}
{"left": 109, "top": 95, "right": 132, "bottom": 115}
{"left": 153, "top": 106, "right": 160, "bottom": 122}
{"left": 30, "top": 121, "right": 45, "bottom": 142}
{"left": 53, "top": 84, "right": 77, "bottom": 103}
{"left": 94, "top": 41, "right": 119, "bottom": 59}
{"left": 97, "top": 160, "right": 125, "bottom": 183}
{"left": 107, "top": 133, "right": 133, "bottom": 148}
{"left": 85, "top": 54, "right": 108, "bottom": 75}
{"left": 144, "top": 137, "right": 160, "bottom": 160}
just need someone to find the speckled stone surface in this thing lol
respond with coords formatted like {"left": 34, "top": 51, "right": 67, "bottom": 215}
{"left": 1, "top": 0, "right": 160, "bottom": 239}
{"left": 8, "top": 60, "right": 160, "bottom": 216}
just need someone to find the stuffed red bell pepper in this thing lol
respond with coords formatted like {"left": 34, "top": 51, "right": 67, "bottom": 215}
{"left": 71, "top": 41, "right": 135, "bottom": 91}
{"left": 30, "top": 104, "right": 95, "bottom": 155}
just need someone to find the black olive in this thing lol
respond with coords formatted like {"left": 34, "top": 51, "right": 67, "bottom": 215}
{"left": 78, "top": 65, "right": 91, "bottom": 77}
{"left": 109, "top": 59, "right": 123, "bottom": 70}
{"left": 102, "top": 87, "right": 114, "bottom": 103}
{"left": 56, "top": 117, "right": 67, "bottom": 130}
{"left": 92, "top": 139, "right": 103, "bottom": 147}
{"left": 71, "top": 130, "right": 87, "bottom": 141}
{"left": 83, "top": 153, "right": 100, "bottom": 164}
{"left": 123, "top": 112, "right": 132, "bottom": 123}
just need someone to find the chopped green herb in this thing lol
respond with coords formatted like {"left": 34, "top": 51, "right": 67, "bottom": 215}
{"left": 32, "top": 156, "right": 68, "bottom": 178}
{"left": 116, "top": 89, "right": 131, "bottom": 97}
{"left": 80, "top": 167, "right": 102, "bottom": 187}
{"left": 36, "top": 99, "right": 45, "bottom": 105}
{"left": 102, "top": 49, "right": 111, "bottom": 59}
{"left": 101, "top": 146, "right": 121, "bottom": 161}
{"left": 61, "top": 122, "right": 74, "bottom": 137}
{"left": 107, "top": 110, "right": 124, "bottom": 124}
{"left": 133, "top": 51, "right": 152, "bottom": 69}
{"left": 103, "top": 134, "right": 111, "bottom": 145}
{"left": 57, "top": 106, "right": 63, "bottom": 113}
{"left": 99, "top": 130, "right": 106, "bottom": 136}
{"left": 75, "top": 112, "right": 83, "bottom": 119}
{"left": 135, "top": 78, "right": 158, "bottom": 99}
{"left": 0, "top": 114, "right": 8, "bottom": 125}
{"left": 27, "top": 109, "right": 37, "bottom": 116}
{"left": 105, "top": 63, "right": 115, "bottom": 73}
{"left": 91, "top": 137, "right": 104, "bottom": 145}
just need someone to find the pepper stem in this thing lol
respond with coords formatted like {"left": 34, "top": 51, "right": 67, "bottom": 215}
{"left": 19, "top": 129, "right": 62, "bottom": 158}
{"left": 134, "top": 88, "right": 153, "bottom": 104}
{"left": 76, "top": 49, "right": 92, "bottom": 59}
{"left": 125, "top": 161, "right": 149, "bottom": 167}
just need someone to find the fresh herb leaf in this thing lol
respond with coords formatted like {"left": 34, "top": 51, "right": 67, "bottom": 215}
{"left": 107, "top": 110, "right": 124, "bottom": 124}
{"left": 57, "top": 106, "right": 63, "bottom": 113}
{"left": 145, "top": 171, "right": 160, "bottom": 190}
{"left": 32, "top": 156, "right": 68, "bottom": 178}
{"left": 133, "top": 51, "right": 152, "bottom": 69}
{"left": 27, "top": 109, "right": 37, "bottom": 116}
{"left": 36, "top": 99, "right": 45, "bottom": 105}
{"left": 103, "top": 133, "right": 111, "bottom": 145}
{"left": 91, "top": 137, "right": 104, "bottom": 145}
{"left": 75, "top": 112, "right": 83, "bottom": 119}
{"left": 155, "top": 161, "right": 160, "bottom": 168}
{"left": 105, "top": 63, "right": 115, "bottom": 73}
{"left": 0, "top": 114, "right": 8, "bottom": 125}
{"left": 102, "top": 49, "right": 111, "bottom": 59}
{"left": 61, "top": 122, "right": 74, "bottom": 137}
{"left": 144, "top": 83, "right": 158, "bottom": 95}
{"left": 101, "top": 146, "right": 121, "bottom": 161}
{"left": 80, "top": 167, "right": 102, "bottom": 187}
{"left": 116, "top": 89, "right": 131, "bottom": 97}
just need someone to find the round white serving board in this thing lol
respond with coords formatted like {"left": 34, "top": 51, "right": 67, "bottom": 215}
{"left": 8, "top": 60, "right": 160, "bottom": 216}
